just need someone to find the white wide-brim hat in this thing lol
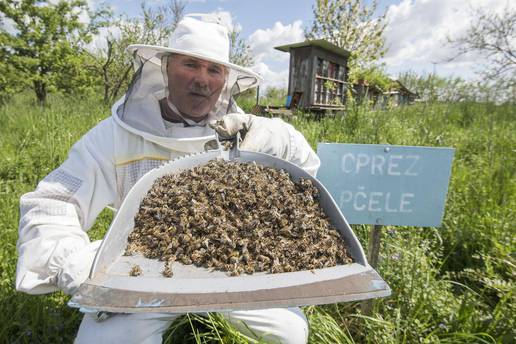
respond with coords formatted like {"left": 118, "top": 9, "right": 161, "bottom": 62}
{"left": 127, "top": 14, "right": 262, "bottom": 93}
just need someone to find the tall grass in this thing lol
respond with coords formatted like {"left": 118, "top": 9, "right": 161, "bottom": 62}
{"left": 0, "top": 94, "right": 514, "bottom": 343}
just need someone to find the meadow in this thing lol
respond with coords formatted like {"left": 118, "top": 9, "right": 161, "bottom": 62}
{"left": 0, "top": 94, "right": 514, "bottom": 343}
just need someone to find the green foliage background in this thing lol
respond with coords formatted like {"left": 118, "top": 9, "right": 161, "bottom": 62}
{"left": 0, "top": 93, "right": 514, "bottom": 343}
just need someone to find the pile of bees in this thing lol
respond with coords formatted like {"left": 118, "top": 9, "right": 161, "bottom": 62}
{"left": 125, "top": 159, "right": 352, "bottom": 277}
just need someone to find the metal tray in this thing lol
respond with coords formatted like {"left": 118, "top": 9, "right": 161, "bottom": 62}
{"left": 70, "top": 144, "right": 390, "bottom": 313}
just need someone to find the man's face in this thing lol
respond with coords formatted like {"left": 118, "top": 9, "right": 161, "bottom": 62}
{"left": 166, "top": 54, "right": 227, "bottom": 120}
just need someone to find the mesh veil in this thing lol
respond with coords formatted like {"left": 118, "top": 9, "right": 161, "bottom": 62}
{"left": 117, "top": 48, "right": 259, "bottom": 136}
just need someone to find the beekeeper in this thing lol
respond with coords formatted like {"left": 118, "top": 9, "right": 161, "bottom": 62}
{"left": 16, "top": 14, "right": 320, "bottom": 344}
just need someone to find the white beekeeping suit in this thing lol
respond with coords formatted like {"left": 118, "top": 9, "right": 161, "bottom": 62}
{"left": 16, "top": 14, "right": 319, "bottom": 344}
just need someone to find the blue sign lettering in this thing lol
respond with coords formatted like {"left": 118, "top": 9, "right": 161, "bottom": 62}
{"left": 316, "top": 144, "right": 454, "bottom": 227}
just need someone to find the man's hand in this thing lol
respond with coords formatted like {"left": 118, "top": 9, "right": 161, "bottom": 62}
{"left": 210, "top": 113, "right": 291, "bottom": 159}
{"left": 56, "top": 240, "right": 101, "bottom": 295}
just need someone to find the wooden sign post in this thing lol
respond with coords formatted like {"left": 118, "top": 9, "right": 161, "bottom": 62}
{"left": 316, "top": 143, "right": 455, "bottom": 314}
{"left": 361, "top": 224, "right": 383, "bottom": 314}
{"left": 367, "top": 224, "right": 383, "bottom": 269}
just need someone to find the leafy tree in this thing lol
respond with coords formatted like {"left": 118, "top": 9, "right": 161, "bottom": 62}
{"left": 448, "top": 4, "right": 516, "bottom": 88}
{"left": 262, "top": 86, "right": 287, "bottom": 106}
{"left": 353, "top": 66, "right": 393, "bottom": 90}
{"left": 397, "top": 71, "right": 487, "bottom": 103}
{"left": 306, "top": 0, "right": 387, "bottom": 73}
{"left": 397, "top": 72, "right": 446, "bottom": 103}
{"left": 0, "top": 47, "right": 27, "bottom": 104}
{"left": 93, "top": 0, "right": 186, "bottom": 103}
{"left": 0, "top": 0, "right": 107, "bottom": 104}
{"left": 229, "top": 27, "right": 254, "bottom": 67}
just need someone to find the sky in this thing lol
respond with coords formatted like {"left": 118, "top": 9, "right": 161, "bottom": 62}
{"left": 74, "top": 0, "right": 516, "bottom": 89}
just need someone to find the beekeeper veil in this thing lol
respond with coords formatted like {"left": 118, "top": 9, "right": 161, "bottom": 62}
{"left": 117, "top": 13, "right": 261, "bottom": 136}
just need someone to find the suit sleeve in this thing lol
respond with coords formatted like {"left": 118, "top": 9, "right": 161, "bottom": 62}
{"left": 283, "top": 122, "right": 321, "bottom": 177}
{"left": 16, "top": 119, "right": 116, "bottom": 295}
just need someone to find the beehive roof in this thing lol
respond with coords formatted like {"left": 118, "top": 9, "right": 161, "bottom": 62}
{"left": 274, "top": 39, "right": 351, "bottom": 57}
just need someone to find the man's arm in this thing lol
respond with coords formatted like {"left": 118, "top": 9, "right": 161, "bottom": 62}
{"left": 16, "top": 119, "right": 116, "bottom": 295}
{"left": 211, "top": 113, "right": 321, "bottom": 176}
{"left": 282, "top": 120, "right": 321, "bottom": 176}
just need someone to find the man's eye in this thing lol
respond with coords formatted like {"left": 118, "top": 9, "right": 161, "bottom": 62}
{"left": 209, "top": 67, "right": 222, "bottom": 75}
{"left": 184, "top": 62, "right": 197, "bottom": 68}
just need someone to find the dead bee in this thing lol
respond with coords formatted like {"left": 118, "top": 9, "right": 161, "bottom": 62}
{"left": 162, "top": 261, "right": 173, "bottom": 278}
{"left": 129, "top": 265, "right": 142, "bottom": 277}
{"left": 126, "top": 159, "right": 353, "bottom": 276}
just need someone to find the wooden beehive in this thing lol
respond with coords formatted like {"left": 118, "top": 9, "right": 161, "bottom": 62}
{"left": 275, "top": 39, "right": 350, "bottom": 112}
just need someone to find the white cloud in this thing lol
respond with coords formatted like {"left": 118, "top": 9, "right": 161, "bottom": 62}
{"left": 85, "top": 25, "right": 122, "bottom": 52}
{"left": 248, "top": 20, "right": 304, "bottom": 65}
{"left": 382, "top": 0, "right": 514, "bottom": 79}
{"left": 247, "top": 20, "right": 304, "bottom": 91}
{"left": 251, "top": 62, "right": 290, "bottom": 90}
{"left": 209, "top": 10, "right": 234, "bottom": 31}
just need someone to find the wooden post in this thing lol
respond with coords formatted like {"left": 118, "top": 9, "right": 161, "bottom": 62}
{"left": 361, "top": 224, "right": 383, "bottom": 315}
{"left": 368, "top": 224, "right": 383, "bottom": 269}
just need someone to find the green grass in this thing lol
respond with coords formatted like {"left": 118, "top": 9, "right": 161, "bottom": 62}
{"left": 0, "top": 93, "right": 514, "bottom": 343}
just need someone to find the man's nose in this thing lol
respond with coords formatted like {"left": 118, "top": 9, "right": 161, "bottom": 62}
{"left": 192, "top": 68, "right": 210, "bottom": 88}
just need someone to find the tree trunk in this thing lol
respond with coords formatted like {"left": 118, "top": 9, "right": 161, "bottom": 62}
{"left": 103, "top": 39, "right": 114, "bottom": 103}
{"left": 110, "top": 64, "right": 133, "bottom": 102}
{"left": 33, "top": 80, "right": 47, "bottom": 105}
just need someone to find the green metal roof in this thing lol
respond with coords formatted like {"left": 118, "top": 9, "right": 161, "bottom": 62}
{"left": 274, "top": 39, "right": 351, "bottom": 57}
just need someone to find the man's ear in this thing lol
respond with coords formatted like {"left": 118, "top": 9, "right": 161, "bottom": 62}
{"left": 166, "top": 53, "right": 175, "bottom": 72}
{"left": 166, "top": 55, "right": 171, "bottom": 71}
